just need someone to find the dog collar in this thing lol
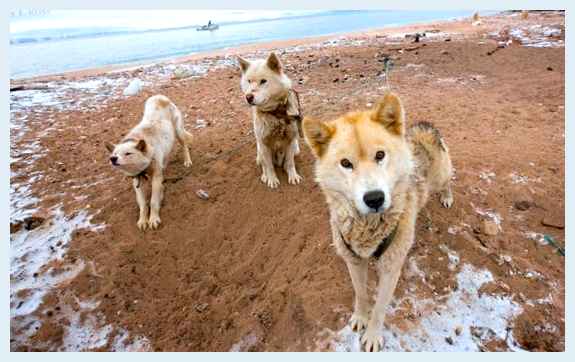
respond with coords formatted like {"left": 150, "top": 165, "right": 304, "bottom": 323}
{"left": 339, "top": 224, "right": 398, "bottom": 259}
{"left": 261, "top": 89, "right": 303, "bottom": 137}
{"left": 131, "top": 168, "right": 149, "bottom": 188}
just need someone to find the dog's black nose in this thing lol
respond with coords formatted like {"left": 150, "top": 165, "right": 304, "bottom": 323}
{"left": 363, "top": 190, "right": 385, "bottom": 210}
{"left": 110, "top": 156, "right": 118, "bottom": 165}
{"left": 246, "top": 94, "right": 255, "bottom": 104}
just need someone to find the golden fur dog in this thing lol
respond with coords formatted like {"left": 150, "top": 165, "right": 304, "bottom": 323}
{"left": 303, "top": 92, "right": 453, "bottom": 351}
{"left": 238, "top": 52, "right": 302, "bottom": 188}
{"left": 106, "top": 95, "right": 193, "bottom": 230}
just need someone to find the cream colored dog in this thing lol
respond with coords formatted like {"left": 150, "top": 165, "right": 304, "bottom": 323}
{"left": 106, "top": 95, "right": 193, "bottom": 230}
{"left": 238, "top": 52, "right": 302, "bottom": 188}
{"left": 303, "top": 92, "right": 453, "bottom": 351}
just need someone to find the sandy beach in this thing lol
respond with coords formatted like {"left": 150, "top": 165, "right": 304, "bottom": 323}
{"left": 10, "top": 11, "right": 565, "bottom": 351}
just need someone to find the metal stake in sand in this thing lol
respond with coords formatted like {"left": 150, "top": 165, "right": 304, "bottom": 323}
{"left": 383, "top": 56, "right": 394, "bottom": 90}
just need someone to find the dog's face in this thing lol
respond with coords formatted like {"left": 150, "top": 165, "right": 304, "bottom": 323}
{"left": 238, "top": 52, "right": 291, "bottom": 108}
{"left": 105, "top": 139, "right": 151, "bottom": 176}
{"left": 303, "top": 93, "right": 413, "bottom": 215}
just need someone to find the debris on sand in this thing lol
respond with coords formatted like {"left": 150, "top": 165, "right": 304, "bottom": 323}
{"left": 482, "top": 220, "right": 499, "bottom": 236}
{"left": 541, "top": 217, "right": 564, "bottom": 230}
{"left": 196, "top": 189, "right": 210, "bottom": 200}
{"left": 195, "top": 119, "right": 208, "bottom": 129}
{"left": 513, "top": 200, "right": 532, "bottom": 211}
{"left": 543, "top": 235, "right": 565, "bottom": 256}
{"left": 10, "top": 215, "right": 46, "bottom": 233}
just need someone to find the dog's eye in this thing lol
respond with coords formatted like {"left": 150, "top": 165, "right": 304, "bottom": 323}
{"left": 260, "top": 79, "right": 267, "bottom": 85}
{"left": 340, "top": 159, "right": 353, "bottom": 169}
{"left": 375, "top": 150, "right": 386, "bottom": 161}
{"left": 125, "top": 152, "right": 132, "bottom": 156}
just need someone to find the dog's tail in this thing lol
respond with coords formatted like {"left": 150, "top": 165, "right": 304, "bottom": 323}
{"left": 408, "top": 121, "right": 449, "bottom": 155}
{"left": 408, "top": 121, "right": 453, "bottom": 196}
{"left": 170, "top": 102, "right": 194, "bottom": 145}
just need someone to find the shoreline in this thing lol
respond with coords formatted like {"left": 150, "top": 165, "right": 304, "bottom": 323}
{"left": 11, "top": 13, "right": 486, "bottom": 84}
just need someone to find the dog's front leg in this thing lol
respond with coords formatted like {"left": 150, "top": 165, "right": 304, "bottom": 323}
{"left": 258, "top": 142, "right": 280, "bottom": 188}
{"left": 148, "top": 172, "right": 164, "bottom": 229}
{"left": 133, "top": 178, "right": 149, "bottom": 231}
{"left": 361, "top": 223, "right": 414, "bottom": 352}
{"left": 344, "top": 257, "right": 370, "bottom": 332}
{"left": 284, "top": 139, "right": 302, "bottom": 185}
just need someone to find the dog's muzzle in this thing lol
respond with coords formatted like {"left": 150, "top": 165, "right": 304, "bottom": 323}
{"left": 110, "top": 156, "right": 119, "bottom": 166}
{"left": 245, "top": 94, "right": 255, "bottom": 105}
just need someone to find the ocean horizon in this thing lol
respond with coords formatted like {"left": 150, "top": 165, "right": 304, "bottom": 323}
{"left": 10, "top": 10, "right": 478, "bottom": 79}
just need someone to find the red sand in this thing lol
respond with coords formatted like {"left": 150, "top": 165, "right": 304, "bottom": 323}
{"left": 10, "top": 11, "right": 564, "bottom": 351}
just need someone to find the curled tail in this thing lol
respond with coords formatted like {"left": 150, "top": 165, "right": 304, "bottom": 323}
{"left": 408, "top": 121, "right": 449, "bottom": 155}
{"left": 409, "top": 121, "right": 454, "bottom": 208}
{"left": 170, "top": 102, "right": 193, "bottom": 145}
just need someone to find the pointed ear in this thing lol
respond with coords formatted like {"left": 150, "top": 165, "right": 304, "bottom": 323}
{"left": 266, "top": 52, "right": 282, "bottom": 74}
{"left": 371, "top": 92, "right": 405, "bottom": 136}
{"left": 238, "top": 56, "right": 250, "bottom": 73}
{"left": 135, "top": 139, "right": 146, "bottom": 152}
{"left": 105, "top": 142, "right": 115, "bottom": 153}
{"left": 303, "top": 116, "right": 335, "bottom": 158}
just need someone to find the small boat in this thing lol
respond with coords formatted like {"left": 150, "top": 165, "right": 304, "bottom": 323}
{"left": 197, "top": 23, "right": 219, "bottom": 31}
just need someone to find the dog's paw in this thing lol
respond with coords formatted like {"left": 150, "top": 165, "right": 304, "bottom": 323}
{"left": 287, "top": 171, "right": 302, "bottom": 185}
{"left": 137, "top": 217, "right": 148, "bottom": 231}
{"left": 360, "top": 329, "right": 383, "bottom": 352}
{"left": 261, "top": 172, "right": 280, "bottom": 188}
{"left": 440, "top": 191, "right": 453, "bottom": 208}
{"left": 148, "top": 214, "right": 161, "bottom": 230}
{"left": 184, "top": 159, "right": 193, "bottom": 168}
{"left": 350, "top": 312, "right": 369, "bottom": 332}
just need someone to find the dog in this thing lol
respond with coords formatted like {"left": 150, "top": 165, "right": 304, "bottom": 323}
{"left": 238, "top": 52, "right": 303, "bottom": 188}
{"left": 302, "top": 92, "right": 453, "bottom": 351}
{"left": 106, "top": 94, "right": 193, "bottom": 230}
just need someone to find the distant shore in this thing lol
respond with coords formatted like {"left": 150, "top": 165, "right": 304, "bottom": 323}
{"left": 11, "top": 12, "right": 494, "bottom": 84}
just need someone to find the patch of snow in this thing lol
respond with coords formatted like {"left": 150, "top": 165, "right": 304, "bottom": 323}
{"left": 329, "top": 264, "right": 524, "bottom": 351}
{"left": 123, "top": 78, "right": 143, "bottom": 96}
{"left": 509, "top": 172, "right": 529, "bottom": 184}
{"left": 479, "top": 171, "right": 496, "bottom": 183}
{"left": 111, "top": 329, "right": 152, "bottom": 352}
{"left": 504, "top": 25, "right": 564, "bottom": 48}
{"left": 10, "top": 209, "right": 103, "bottom": 319}
{"left": 230, "top": 333, "right": 259, "bottom": 352}
{"left": 523, "top": 231, "right": 546, "bottom": 246}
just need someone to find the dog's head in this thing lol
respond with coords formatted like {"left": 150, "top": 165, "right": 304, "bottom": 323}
{"left": 303, "top": 93, "right": 413, "bottom": 215}
{"left": 105, "top": 139, "right": 151, "bottom": 176}
{"left": 237, "top": 52, "right": 292, "bottom": 110}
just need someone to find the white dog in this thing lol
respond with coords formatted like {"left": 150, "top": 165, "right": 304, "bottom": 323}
{"left": 106, "top": 95, "right": 193, "bottom": 230}
{"left": 238, "top": 52, "right": 303, "bottom": 188}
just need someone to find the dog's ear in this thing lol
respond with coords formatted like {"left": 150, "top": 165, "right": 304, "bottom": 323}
{"left": 266, "top": 52, "right": 282, "bottom": 74}
{"left": 238, "top": 56, "right": 250, "bottom": 73}
{"left": 105, "top": 142, "right": 115, "bottom": 153}
{"left": 303, "top": 116, "right": 335, "bottom": 158}
{"left": 135, "top": 139, "right": 147, "bottom": 152}
{"left": 371, "top": 92, "right": 405, "bottom": 136}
